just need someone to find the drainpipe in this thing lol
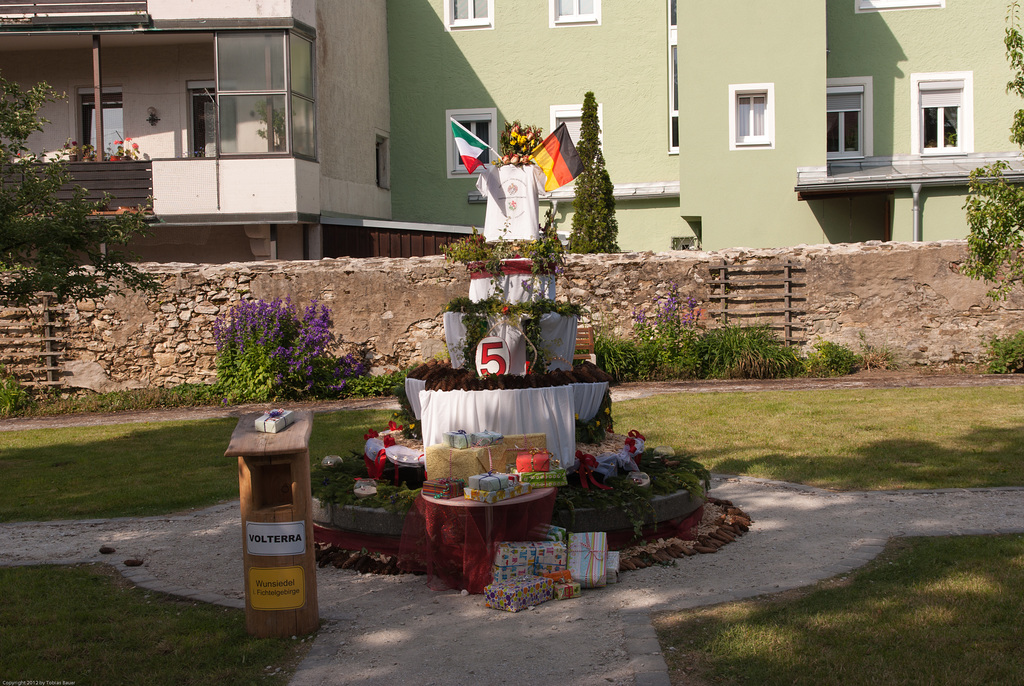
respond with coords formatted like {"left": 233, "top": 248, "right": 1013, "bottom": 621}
{"left": 911, "top": 183, "right": 922, "bottom": 242}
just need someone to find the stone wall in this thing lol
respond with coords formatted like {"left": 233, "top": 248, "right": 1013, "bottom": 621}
{"left": 29, "top": 240, "right": 1024, "bottom": 392}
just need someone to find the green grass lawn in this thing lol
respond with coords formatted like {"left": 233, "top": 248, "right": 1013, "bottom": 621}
{"left": 654, "top": 534, "right": 1024, "bottom": 685}
{"left": 2, "top": 386, "right": 1023, "bottom": 684}
{"left": 615, "top": 386, "right": 1024, "bottom": 490}
{"left": 0, "top": 564, "right": 310, "bottom": 686}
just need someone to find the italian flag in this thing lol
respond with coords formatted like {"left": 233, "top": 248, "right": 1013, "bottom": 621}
{"left": 451, "top": 118, "right": 488, "bottom": 173}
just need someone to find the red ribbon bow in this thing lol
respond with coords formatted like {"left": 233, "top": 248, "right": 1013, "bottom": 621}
{"left": 382, "top": 435, "right": 396, "bottom": 448}
{"left": 628, "top": 430, "right": 646, "bottom": 440}
{"left": 388, "top": 420, "right": 403, "bottom": 431}
{"left": 575, "top": 451, "right": 612, "bottom": 491}
{"left": 363, "top": 429, "right": 379, "bottom": 440}
{"left": 625, "top": 437, "right": 637, "bottom": 453}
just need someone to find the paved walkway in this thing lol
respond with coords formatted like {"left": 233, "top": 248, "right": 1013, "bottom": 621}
{"left": 3, "top": 376, "right": 1024, "bottom": 684}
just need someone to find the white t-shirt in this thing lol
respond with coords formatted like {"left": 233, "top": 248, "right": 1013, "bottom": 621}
{"left": 476, "top": 164, "right": 546, "bottom": 242}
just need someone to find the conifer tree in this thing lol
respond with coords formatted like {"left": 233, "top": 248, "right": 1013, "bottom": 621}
{"left": 568, "top": 91, "right": 619, "bottom": 254}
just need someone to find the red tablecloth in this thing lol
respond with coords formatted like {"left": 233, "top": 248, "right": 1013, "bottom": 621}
{"left": 399, "top": 488, "right": 557, "bottom": 594}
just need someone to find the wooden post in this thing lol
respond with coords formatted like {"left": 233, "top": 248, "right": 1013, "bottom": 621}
{"left": 224, "top": 411, "right": 319, "bottom": 637}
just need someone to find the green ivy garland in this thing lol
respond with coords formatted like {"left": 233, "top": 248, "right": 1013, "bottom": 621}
{"left": 445, "top": 296, "right": 583, "bottom": 376}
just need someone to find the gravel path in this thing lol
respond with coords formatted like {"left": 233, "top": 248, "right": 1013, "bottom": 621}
{"left": 3, "top": 374, "right": 1024, "bottom": 685}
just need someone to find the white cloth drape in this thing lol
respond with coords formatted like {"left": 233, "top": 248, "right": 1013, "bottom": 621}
{"left": 469, "top": 273, "right": 556, "bottom": 304}
{"left": 406, "top": 378, "right": 606, "bottom": 423}
{"left": 420, "top": 386, "right": 576, "bottom": 467}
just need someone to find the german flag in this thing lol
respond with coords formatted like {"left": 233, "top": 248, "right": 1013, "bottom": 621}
{"left": 532, "top": 123, "right": 584, "bottom": 192}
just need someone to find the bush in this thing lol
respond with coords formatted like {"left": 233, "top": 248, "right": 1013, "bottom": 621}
{"left": 213, "top": 298, "right": 366, "bottom": 402}
{"left": 804, "top": 340, "right": 862, "bottom": 377}
{"left": 632, "top": 284, "right": 702, "bottom": 380}
{"left": 695, "top": 325, "right": 803, "bottom": 379}
{"left": 987, "top": 330, "right": 1024, "bottom": 373}
{"left": 858, "top": 334, "right": 900, "bottom": 371}
{"left": 0, "top": 375, "right": 32, "bottom": 416}
{"left": 594, "top": 330, "right": 642, "bottom": 382}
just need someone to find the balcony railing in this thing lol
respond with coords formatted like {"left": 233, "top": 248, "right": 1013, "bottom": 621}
{"left": 0, "top": 0, "right": 148, "bottom": 24}
{"left": 60, "top": 160, "right": 153, "bottom": 210}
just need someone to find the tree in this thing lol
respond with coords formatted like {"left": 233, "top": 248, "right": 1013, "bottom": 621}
{"left": 0, "top": 74, "right": 157, "bottom": 306}
{"left": 963, "top": 2, "right": 1024, "bottom": 299}
{"left": 568, "top": 91, "right": 619, "bottom": 254}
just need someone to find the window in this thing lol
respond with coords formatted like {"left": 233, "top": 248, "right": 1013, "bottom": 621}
{"left": 550, "top": 103, "right": 601, "bottom": 148}
{"left": 188, "top": 81, "right": 216, "bottom": 158}
{"left": 446, "top": 0, "right": 493, "bottom": 30}
{"left": 827, "top": 77, "right": 873, "bottom": 159}
{"left": 911, "top": 72, "right": 972, "bottom": 155}
{"left": 668, "top": 0, "right": 678, "bottom": 152}
{"left": 215, "top": 31, "right": 316, "bottom": 158}
{"left": 827, "top": 88, "right": 862, "bottom": 157}
{"left": 376, "top": 135, "right": 390, "bottom": 189}
{"left": 79, "top": 87, "right": 123, "bottom": 157}
{"left": 856, "top": 0, "right": 943, "bottom": 12}
{"left": 446, "top": 107, "right": 496, "bottom": 177}
{"left": 550, "top": 0, "right": 600, "bottom": 27}
{"left": 729, "top": 83, "right": 774, "bottom": 150}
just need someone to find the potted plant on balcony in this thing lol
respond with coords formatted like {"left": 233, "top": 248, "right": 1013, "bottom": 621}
{"left": 111, "top": 138, "right": 140, "bottom": 161}
{"left": 80, "top": 144, "right": 95, "bottom": 161}
{"left": 62, "top": 139, "right": 78, "bottom": 162}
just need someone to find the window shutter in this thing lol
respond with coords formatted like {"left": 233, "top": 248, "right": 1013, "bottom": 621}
{"left": 919, "top": 82, "right": 963, "bottom": 108}
{"left": 827, "top": 92, "right": 862, "bottom": 112}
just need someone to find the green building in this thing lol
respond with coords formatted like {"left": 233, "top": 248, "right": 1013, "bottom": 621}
{"left": 2, "top": 0, "right": 1019, "bottom": 261}
{"left": 390, "top": 0, "right": 1023, "bottom": 252}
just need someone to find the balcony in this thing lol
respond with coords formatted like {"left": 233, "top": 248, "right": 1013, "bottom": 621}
{"left": 0, "top": 0, "right": 149, "bottom": 27}
{"left": 0, "top": 0, "right": 315, "bottom": 30}
{"left": 61, "top": 160, "right": 152, "bottom": 211}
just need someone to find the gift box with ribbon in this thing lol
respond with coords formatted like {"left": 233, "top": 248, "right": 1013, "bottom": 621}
{"left": 518, "top": 468, "right": 568, "bottom": 488}
{"left": 515, "top": 448, "right": 551, "bottom": 473}
{"left": 554, "top": 581, "right": 582, "bottom": 600}
{"left": 498, "top": 433, "right": 547, "bottom": 468}
{"left": 463, "top": 482, "right": 532, "bottom": 504}
{"left": 470, "top": 430, "right": 503, "bottom": 447}
{"left": 442, "top": 430, "right": 471, "bottom": 449}
{"left": 493, "top": 541, "right": 568, "bottom": 580}
{"left": 568, "top": 531, "right": 608, "bottom": 588}
{"left": 421, "top": 477, "right": 465, "bottom": 499}
{"left": 255, "top": 409, "right": 294, "bottom": 433}
{"left": 540, "top": 569, "right": 573, "bottom": 583}
{"left": 424, "top": 443, "right": 504, "bottom": 484}
{"left": 483, "top": 575, "right": 554, "bottom": 613}
{"left": 467, "top": 472, "right": 512, "bottom": 491}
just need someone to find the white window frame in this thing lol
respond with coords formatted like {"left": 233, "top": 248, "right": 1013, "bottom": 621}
{"left": 550, "top": 103, "right": 602, "bottom": 148}
{"left": 729, "top": 83, "right": 774, "bottom": 150}
{"left": 549, "top": 0, "right": 601, "bottom": 28}
{"left": 668, "top": 0, "right": 678, "bottom": 154}
{"left": 826, "top": 76, "right": 873, "bottom": 159}
{"left": 445, "top": 0, "right": 494, "bottom": 31}
{"left": 910, "top": 71, "right": 972, "bottom": 156}
{"left": 446, "top": 107, "right": 496, "bottom": 178}
{"left": 856, "top": 0, "right": 943, "bottom": 12}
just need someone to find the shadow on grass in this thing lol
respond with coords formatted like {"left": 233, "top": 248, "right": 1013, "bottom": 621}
{"left": 0, "top": 409, "right": 392, "bottom": 522}
{"left": 656, "top": 535, "right": 1024, "bottom": 685}
{"left": 704, "top": 423, "right": 1024, "bottom": 491}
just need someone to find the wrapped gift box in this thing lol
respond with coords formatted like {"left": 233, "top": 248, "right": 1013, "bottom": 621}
{"left": 494, "top": 541, "right": 567, "bottom": 578}
{"left": 468, "top": 472, "right": 512, "bottom": 491}
{"left": 518, "top": 468, "right": 568, "bottom": 488}
{"left": 540, "top": 569, "right": 572, "bottom": 583}
{"left": 554, "top": 581, "right": 581, "bottom": 600}
{"left": 484, "top": 575, "right": 554, "bottom": 613}
{"left": 463, "top": 482, "right": 532, "bottom": 504}
{"left": 605, "top": 551, "right": 621, "bottom": 584}
{"left": 425, "top": 443, "right": 505, "bottom": 483}
{"left": 255, "top": 409, "right": 294, "bottom": 433}
{"left": 569, "top": 532, "right": 608, "bottom": 588}
{"left": 422, "top": 478, "right": 464, "bottom": 499}
{"left": 515, "top": 449, "right": 551, "bottom": 473}
{"left": 535, "top": 524, "right": 568, "bottom": 542}
{"left": 442, "top": 430, "right": 471, "bottom": 449}
{"left": 470, "top": 431, "right": 503, "bottom": 447}
{"left": 498, "top": 433, "right": 548, "bottom": 470}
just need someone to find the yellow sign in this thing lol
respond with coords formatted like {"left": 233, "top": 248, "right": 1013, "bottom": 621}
{"left": 248, "top": 566, "right": 305, "bottom": 610}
